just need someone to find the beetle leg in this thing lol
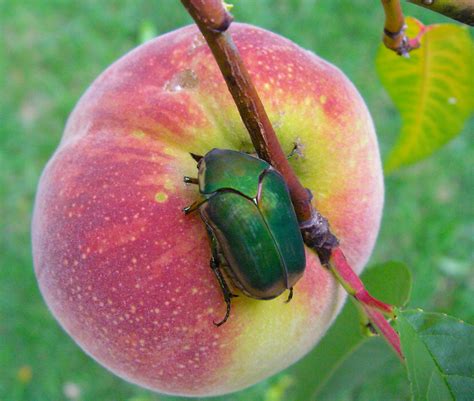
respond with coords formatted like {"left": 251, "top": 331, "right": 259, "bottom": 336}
{"left": 183, "top": 176, "right": 199, "bottom": 185}
{"left": 210, "top": 257, "right": 236, "bottom": 327}
{"left": 183, "top": 198, "right": 207, "bottom": 214}
{"left": 284, "top": 287, "right": 294, "bottom": 303}
{"left": 202, "top": 216, "right": 238, "bottom": 326}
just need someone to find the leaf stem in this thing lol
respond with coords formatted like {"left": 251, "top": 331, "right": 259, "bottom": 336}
{"left": 381, "top": 0, "right": 421, "bottom": 55}
{"left": 329, "top": 248, "right": 403, "bottom": 359}
{"left": 363, "top": 306, "right": 403, "bottom": 360}
{"left": 329, "top": 248, "right": 394, "bottom": 317}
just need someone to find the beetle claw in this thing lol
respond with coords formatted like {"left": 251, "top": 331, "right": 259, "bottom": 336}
{"left": 213, "top": 299, "right": 231, "bottom": 327}
{"left": 183, "top": 199, "right": 204, "bottom": 215}
{"left": 284, "top": 287, "right": 294, "bottom": 303}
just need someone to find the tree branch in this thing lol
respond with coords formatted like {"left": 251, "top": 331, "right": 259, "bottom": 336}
{"left": 407, "top": 0, "right": 474, "bottom": 26}
{"left": 181, "top": 0, "right": 403, "bottom": 360}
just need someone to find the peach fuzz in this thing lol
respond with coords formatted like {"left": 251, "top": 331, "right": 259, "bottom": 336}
{"left": 32, "top": 24, "right": 384, "bottom": 396}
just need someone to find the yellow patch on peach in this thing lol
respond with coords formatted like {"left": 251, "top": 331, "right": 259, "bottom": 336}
{"left": 217, "top": 255, "right": 341, "bottom": 394}
{"left": 132, "top": 130, "right": 146, "bottom": 139}
{"left": 154, "top": 192, "right": 168, "bottom": 203}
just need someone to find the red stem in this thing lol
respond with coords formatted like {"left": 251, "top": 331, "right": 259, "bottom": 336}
{"left": 330, "top": 248, "right": 394, "bottom": 316}
{"left": 363, "top": 306, "right": 403, "bottom": 360}
{"left": 329, "top": 247, "right": 402, "bottom": 359}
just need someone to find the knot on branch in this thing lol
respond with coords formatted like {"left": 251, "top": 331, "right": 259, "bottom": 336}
{"left": 299, "top": 211, "right": 339, "bottom": 266}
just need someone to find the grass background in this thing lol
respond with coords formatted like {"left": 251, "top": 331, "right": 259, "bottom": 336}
{"left": 1, "top": 0, "right": 472, "bottom": 400}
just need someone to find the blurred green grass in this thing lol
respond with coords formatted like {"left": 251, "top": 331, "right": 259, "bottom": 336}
{"left": 0, "top": 1, "right": 472, "bottom": 400}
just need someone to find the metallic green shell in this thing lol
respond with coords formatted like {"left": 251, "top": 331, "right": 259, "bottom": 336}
{"left": 198, "top": 148, "right": 268, "bottom": 197}
{"left": 198, "top": 149, "right": 306, "bottom": 299}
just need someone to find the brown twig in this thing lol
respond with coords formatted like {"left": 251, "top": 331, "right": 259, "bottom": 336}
{"left": 381, "top": 0, "right": 420, "bottom": 55}
{"left": 408, "top": 0, "right": 474, "bottom": 26}
{"left": 181, "top": 0, "right": 403, "bottom": 360}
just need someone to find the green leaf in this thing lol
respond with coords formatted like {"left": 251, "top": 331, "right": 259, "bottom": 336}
{"left": 286, "top": 261, "right": 411, "bottom": 401}
{"left": 316, "top": 337, "right": 407, "bottom": 401}
{"left": 376, "top": 17, "right": 474, "bottom": 173}
{"left": 397, "top": 310, "right": 474, "bottom": 401}
{"left": 363, "top": 261, "right": 412, "bottom": 307}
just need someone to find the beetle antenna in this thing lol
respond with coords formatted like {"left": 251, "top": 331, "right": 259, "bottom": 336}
{"left": 190, "top": 153, "right": 203, "bottom": 162}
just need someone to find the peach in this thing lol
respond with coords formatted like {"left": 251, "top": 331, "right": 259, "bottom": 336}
{"left": 32, "top": 23, "right": 383, "bottom": 396}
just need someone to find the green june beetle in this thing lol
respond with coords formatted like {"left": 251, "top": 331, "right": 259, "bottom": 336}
{"left": 184, "top": 148, "right": 306, "bottom": 326}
